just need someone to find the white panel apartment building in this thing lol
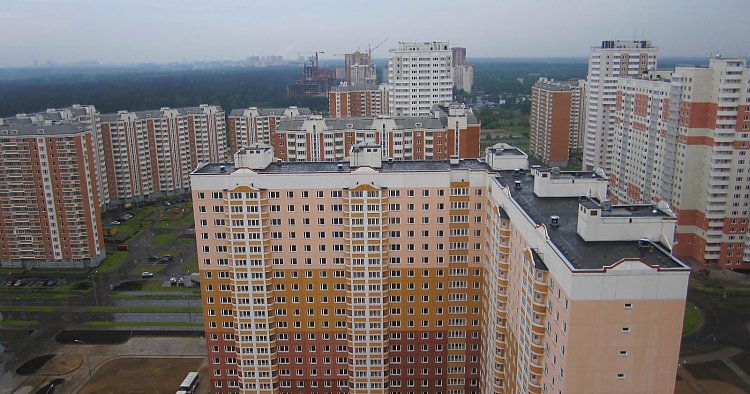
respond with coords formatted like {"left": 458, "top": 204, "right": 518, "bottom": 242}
{"left": 388, "top": 42, "right": 453, "bottom": 116}
{"left": 584, "top": 40, "right": 658, "bottom": 171}
{"left": 612, "top": 57, "right": 750, "bottom": 268}
{"left": 100, "top": 105, "right": 226, "bottom": 204}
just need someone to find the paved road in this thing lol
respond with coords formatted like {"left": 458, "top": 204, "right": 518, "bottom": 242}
{"left": 681, "top": 286, "right": 750, "bottom": 354}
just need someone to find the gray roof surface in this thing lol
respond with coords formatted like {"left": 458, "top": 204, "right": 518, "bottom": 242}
{"left": 495, "top": 170, "right": 685, "bottom": 270}
{"left": 229, "top": 107, "right": 312, "bottom": 117}
{"left": 0, "top": 123, "right": 88, "bottom": 136}
{"left": 277, "top": 117, "right": 446, "bottom": 131}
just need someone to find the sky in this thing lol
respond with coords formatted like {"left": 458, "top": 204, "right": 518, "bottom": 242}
{"left": 0, "top": 0, "right": 748, "bottom": 67}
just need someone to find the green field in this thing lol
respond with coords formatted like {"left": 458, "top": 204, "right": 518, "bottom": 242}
{"left": 683, "top": 302, "right": 703, "bottom": 335}
{"left": 82, "top": 321, "right": 202, "bottom": 327}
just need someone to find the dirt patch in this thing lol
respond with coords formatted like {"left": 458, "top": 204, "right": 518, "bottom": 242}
{"left": 158, "top": 207, "right": 186, "bottom": 221}
{"left": 55, "top": 330, "right": 131, "bottom": 345}
{"left": 79, "top": 357, "right": 203, "bottom": 394}
{"left": 112, "top": 280, "right": 145, "bottom": 291}
{"left": 16, "top": 354, "right": 55, "bottom": 375}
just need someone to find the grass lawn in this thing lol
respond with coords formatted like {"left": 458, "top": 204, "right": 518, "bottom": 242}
{"left": 0, "top": 320, "right": 39, "bottom": 326}
{"left": 0, "top": 306, "right": 56, "bottom": 312}
{"left": 0, "top": 268, "right": 25, "bottom": 275}
{"left": 183, "top": 258, "right": 198, "bottom": 273}
{"left": 153, "top": 233, "right": 177, "bottom": 246}
{"left": 81, "top": 321, "right": 202, "bottom": 327}
{"left": 97, "top": 251, "right": 130, "bottom": 273}
{"left": 27, "top": 268, "right": 91, "bottom": 275}
{"left": 683, "top": 302, "right": 703, "bottom": 335}
{"left": 85, "top": 306, "right": 202, "bottom": 313}
{"left": 111, "top": 294, "right": 201, "bottom": 300}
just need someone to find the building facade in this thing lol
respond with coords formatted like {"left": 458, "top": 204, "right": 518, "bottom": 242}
{"left": 274, "top": 105, "right": 480, "bottom": 162}
{"left": 345, "top": 51, "right": 376, "bottom": 86}
{"left": 0, "top": 120, "right": 105, "bottom": 268}
{"left": 583, "top": 40, "right": 658, "bottom": 171}
{"left": 100, "top": 105, "right": 226, "bottom": 204}
{"left": 228, "top": 107, "right": 311, "bottom": 154}
{"left": 612, "top": 58, "right": 750, "bottom": 268}
{"left": 191, "top": 143, "right": 689, "bottom": 394}
{"left": 530, "top": 78, "right": 585, "bottom": 167}
{"left": 329, "top": 84, "right": 390, "bottom": 118}
{"left": 388, "top": 42, "right": 453, "bottom": 116}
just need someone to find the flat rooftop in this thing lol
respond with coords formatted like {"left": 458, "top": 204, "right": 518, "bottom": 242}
{"left": 193, "top": 159, "right": 685, "bottom": 271}
{"left": 194, "top": 159, "right": 493, "bottom": 175}
{"left": 579, "top": 199, "right": 671, "bottom": 218}
{"left": 496, "top": 170, "right": 685, "bottom": 270}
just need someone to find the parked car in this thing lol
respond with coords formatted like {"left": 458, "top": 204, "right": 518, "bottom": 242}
{"left": 111, "top": 220, "right": 121, "bottom": 225}
{"left": 141, "top": 272, "right": 155, "bottom": 279}
{"left": 13, "top": 280, "right": 25, "bottom": 287}
{"left": 45, "top": 280, "right": 57, "bottom": 287}
{"left": 158, "top": 255, "right": 173, "bottom": 263}
{"left": 5, "top": 279, "right": 16, "bottom": 286}
{"left": 117, "top": 244, "right": 129, "bottom": 251}
{"left": 147, "top": 256, "right": 159, "bottom": 262}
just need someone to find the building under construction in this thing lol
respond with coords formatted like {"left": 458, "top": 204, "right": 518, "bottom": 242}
{"left": 287, "top": 52, "right": 338, "bottom": 97}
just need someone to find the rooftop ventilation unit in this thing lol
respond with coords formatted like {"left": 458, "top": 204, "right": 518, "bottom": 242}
{"left": 550, "top": 215, "right": 560, "bottom": 227}
{"left": 514, "top": 180, "right": 522, "bottom": 190}
{"left": 219, "top": 165, "right": 226, "bottom": 173}
{"left": 638, "top": 237, "right": 650, "bottom": 248}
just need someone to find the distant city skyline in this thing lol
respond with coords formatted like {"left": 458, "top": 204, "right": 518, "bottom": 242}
{"left": 0, "top": 0, "right": 748, "bottom": 67}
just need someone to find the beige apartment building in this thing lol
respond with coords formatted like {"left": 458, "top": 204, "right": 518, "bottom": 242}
{"left": 100, "top": 104, "right": 226, "bottom": 204}
{"left": 190, "top": 142, "right": 689, "bottom": 394}
{"left": 612, "top": 57, "right": 750, "bottom": 268}
{"left": 227, "top": 107, "right": 311, "bottom": 154}
{"left": 530, "top": 78, "right": 585, "bottom": 167}
{"left": 274, "top": 105, "right": 481, "bottom": 162}
{"left": 0, "top": 117, "right": 105, "bottom": 268}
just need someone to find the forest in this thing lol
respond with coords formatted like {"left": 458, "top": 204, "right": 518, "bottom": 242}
{"left": 0, "top": 57, "right": 703, "bottom": 118}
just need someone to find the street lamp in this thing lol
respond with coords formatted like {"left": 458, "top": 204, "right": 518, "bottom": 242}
{"left": 73, "top": 339, "right": 92, "bottom": 382}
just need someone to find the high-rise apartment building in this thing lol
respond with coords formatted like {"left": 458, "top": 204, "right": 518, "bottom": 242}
{"left": 344, "top": 51, "right": 375, "bottom": 86}
{"left": 388, "top": 42, "right": 453, "bottom": 116}
{"left": 530, "top": 78, "right": 585, "bottom": 167}
{"left": 329, "top": 84, "right": 390, "bottom": 118}
{"left": 450, "top": 47, "right": 474, "bottom": 94}
{"left": 274, "top": 105, "right": 480, "bottom": 162}
{"left": 227, "top": 107, "right": 311, "bottom": 154}
{"left": 612, "top": 57, "right": 750, "bottom": 268}
{"left": 100, "top": 104, "right": 226, "bottom": 204}
{"left": 191, "top": 143, "right": 689, "bottom": 394}
{"left": 0, "top": 119, "right": 105, "bottom": 268}
{"left": 583, "top": 40, "right": 658, "bottom": 171}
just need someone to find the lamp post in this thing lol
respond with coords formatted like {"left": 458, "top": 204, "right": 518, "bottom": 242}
{"left": 73, "top": 339, "right": 92, "bottom": 382}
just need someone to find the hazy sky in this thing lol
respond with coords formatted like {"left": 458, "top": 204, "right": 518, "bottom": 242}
{"left": 1, "top": 0, "right": 748, "bottom": 67}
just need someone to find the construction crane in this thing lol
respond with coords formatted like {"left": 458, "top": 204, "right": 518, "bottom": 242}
{"left": 368, "top": 38, "right": 388, "bottom": 59}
